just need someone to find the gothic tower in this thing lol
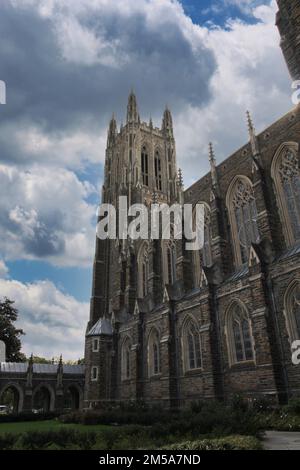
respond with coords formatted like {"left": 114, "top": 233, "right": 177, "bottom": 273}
{"left": 276, "top": 0, "right": 300, "bottom": 80}
{"left": 84, "top": 92, "right": 180, "bottom": 407}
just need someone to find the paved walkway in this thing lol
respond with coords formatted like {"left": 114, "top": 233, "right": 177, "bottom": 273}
{"left": 263, "top": 431, "right": 300, "bottom": 450}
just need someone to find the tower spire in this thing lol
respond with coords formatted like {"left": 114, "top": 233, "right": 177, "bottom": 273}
{"left": 209, "top": 142, "right": 219, "bottom": 195}
{"left": 162, "top": 106, "right": 173, "bottom": 137}
{"left": 246, "top": 110, "right": 260, "bottom": 159}
{"left": 107, "top": 113, "right": 117, "bottom": 147}
{"left": 126, "top": 90, "right": 140, "bottom": 124}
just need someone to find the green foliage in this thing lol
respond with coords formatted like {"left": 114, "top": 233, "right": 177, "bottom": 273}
{"left": 59, "top": 400, "right": 261, "bottom": 439}
{"left": 0, "top": 297, "right": 25, "bottom": 362}
{"left": 30, "top": 356, "right": 53, "bottom": 364}
{"left": 0, "top": 433, "right": 15, "bottom": 450}
{"left": 257, "top": 410, "right": 300, "bottom": 431}
{"left": 0, "top": 428, "right": 97, "bottom": 450}
{"left": 160, "top": 435, "right": 262, "bottom": 450}
{"left": 0, "top": 411, "right": 60, "bottom": 424}
{"left": 284, "top": 398, "right": 300, "bottom": 415}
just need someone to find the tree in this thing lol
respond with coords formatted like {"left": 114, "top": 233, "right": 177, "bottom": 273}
{"left": 30, "top": 356, "right": 52, "bottom": 364}
{"left": 0, "top": 298, "right": 26, "bottom": 362}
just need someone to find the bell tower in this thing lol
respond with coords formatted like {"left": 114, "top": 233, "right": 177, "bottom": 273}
{"left": 276, "top": 0, "right": 300, "bottom": 80}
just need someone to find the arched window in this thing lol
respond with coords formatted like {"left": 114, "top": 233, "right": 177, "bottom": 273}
{"left": 284, "top": 280, "right": 300, "bottom": 343}
{"left": 167, "top": 241, "right": 176, "bottom": 285}
{"left": 271, "top": 143, "right": 300, "bottom": 246}
{"left": 226, "top": 176, "right": 260, "bottom": 266}
{"left": 138, "top": 243, "right": 149, "bottom": 298}
{"left": 225, "top": 301, "right": 254, "bottom": 366}
{"left": 141, "top": 146, "right": 149, "bottom": 186}
{"left": 148, "top": 329, "right": 161, "bottom": 377}
{"left": 155, "top": 151, "right": 162, "bottom": 191}
{"left": 121, "top": 338, "right": 131, "bottom": 381}
{"left": 192, "top": 203, "right": 212, "bottom": 287}
{"left": 182, "top": 319, "right": 202, "bottom": 371}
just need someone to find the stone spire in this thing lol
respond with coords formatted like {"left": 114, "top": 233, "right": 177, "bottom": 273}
{"left": 209, "top": 142, "right": 219, "bottom": 195}
{"left": 177, "top": 168, "right": 184, "bottom": 204}
{"left": 57, "top": 354, "right": 63, "bottom": 389}
{"left": 246, "top": 111, "right": 260, "bottom": 160}
{"left": 162, "top": 106, "right": 173, "bottom": 137}
{"left": 26, "top": 353, "right": 33, "bottom": 388}
{"left": 126, "top": 90, "right": 140, "bottom": 124}
{"left": 178, "top": 168, "right": 184, "bottom": 188}
{"left": 107, "top": 113, "right": 117, "bottom": 147}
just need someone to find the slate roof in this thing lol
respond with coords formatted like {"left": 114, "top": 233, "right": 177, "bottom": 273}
{"left": 86, "top": 317, "right": 113, "bottom": 336}
{"left": 0, "top": 362, "right": 84, "bottom": 375}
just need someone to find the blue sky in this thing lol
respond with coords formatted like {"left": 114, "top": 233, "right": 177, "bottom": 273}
{"left": 0, "top": 0, "right": 292, "bottom": 359}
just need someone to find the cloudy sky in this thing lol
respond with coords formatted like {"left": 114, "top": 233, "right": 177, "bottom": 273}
{"left": 0, "top": 0, "right": 293, "bottom": 360}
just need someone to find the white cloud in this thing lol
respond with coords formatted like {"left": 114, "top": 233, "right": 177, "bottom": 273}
{"left": 0, "top": 164, "right": 97, "bottom": 267}
{"left": 0, "top": 260, "right": 8, "bottom": 278}
{"left": 14, "top": 124, "right": 107, "bottom": 169}
{"left": 175, "top": 0, "right": 292, "bottom": 185}
{"left": 0, "top": 278, "right": 89, "bottom": 359}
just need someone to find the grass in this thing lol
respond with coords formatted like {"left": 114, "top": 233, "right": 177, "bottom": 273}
{"left": 0, "top": 419, "right": 114, "bottom": 435}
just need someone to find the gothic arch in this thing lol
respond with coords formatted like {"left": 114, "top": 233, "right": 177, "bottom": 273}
{"left": 32, "top": 383, "right": 55, "bottom": 412}
{"left": 120, "top": 335, "right": 132, "bottom": 381}
{"left": 224, "top": 299, "right": 255, "bottom": 367}
{"left": 271, "top": 142, "right": 300, "bottom": 247}
{"left": 0, "top": 382, "right": 24, "bottom": 413}
{"left": 147, "top": 327, "right": 161, "bottom": 377}
{"left": 154, "top": 148, "right": 163, "bottom": 191}
{"left": 64, "top": 383, "right": 83, "bottom": 410}
{"left": 137, "top": 241, "right": 150, "bottom": 298}
{"left": 180, "top": 315, "right": 203, "bottom": 373}
{"left": 226, "top": 175, "right": 260, "bottom": 267}
{"left": 283, "top": 279, "right": 300, "bottom": 345}
{"left": 141, "top": 143, "right": 149, "bottom": 186}
{"left": 162, "top": 239, "right": 177, "bottom": 285}
{"left": 192, "top": 202, "right": 212, "bottom": 286}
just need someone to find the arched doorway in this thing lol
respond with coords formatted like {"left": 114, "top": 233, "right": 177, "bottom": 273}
{"left": 64, "top": 386, "right": 80, "bottom": 410}
{"left": 0, "top": 384, "right": 22, "bottom": 413}
{"left": 33, "top": 386, "right": 52, "bottom": 412}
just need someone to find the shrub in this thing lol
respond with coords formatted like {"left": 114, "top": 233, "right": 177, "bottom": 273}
{"left": 0, "top": 433, "right": 15, "bottom": 450}
{"left": 8, "top": 429, "right": 97, "bottom": 450}
{"left": 284, "top": 398, "right": 300, "bottom": 415}
{"left": 0, "top": 411, "right": 60, "bottom": 424}
{"left": 160, "top": 435, "right": 262, "bottom": 450}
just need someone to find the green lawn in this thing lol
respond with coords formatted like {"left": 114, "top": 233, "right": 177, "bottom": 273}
{"left": 0, "top": 420, "right": 113, "bottom": 435}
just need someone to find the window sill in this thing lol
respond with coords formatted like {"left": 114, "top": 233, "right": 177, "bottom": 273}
{"left": 184, "top": 368, "right": 203, "bottom": 376}
{"left": 229, "top": 360, "right": 256, "bottom": 370}
{"left": 121, "top": 378, "right": 131, "bottom": 384}
{"left": 149, "top": 373, "right": 162, "bottom": 381}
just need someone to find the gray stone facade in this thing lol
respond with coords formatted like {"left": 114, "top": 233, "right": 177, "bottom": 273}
{"left": 0, "top": 360, "right": 85, "bottom": 413}
{"left": 276, "top": 0, "right": 300, "bottom": 81}
{"left": 82, "top": 1, "right": 300, "bottom": 408}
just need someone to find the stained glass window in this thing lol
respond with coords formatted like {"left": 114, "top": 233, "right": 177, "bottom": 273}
{"left": 122, "top": 339, "right": 131, "bottom": 380}
{"left": 232, "top": 179, "right": 260, "bottom": 264}
{"left": 231, "top": 304, "right": 254, "bottom": 363}
{"left": 148, "top": 330, "right": 161, "bottom": 376}
{"left": 279, "top": 149, "right": 300, "bottom": 242}
{"left": 167, "top": 242, "right": 176, "bottom": 285}
{"left": 141, "top": 146, "right": 149, "bottom": 186}
{"left": 186, "top": 323, "right": 202, "bottom": 370}
{"left": 155, "top": 151, "right": 162, "bottom": 191}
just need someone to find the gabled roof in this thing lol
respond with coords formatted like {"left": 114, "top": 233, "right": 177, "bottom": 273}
{"left": 86, "top": 317, "right": 113, "bottom": 336}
